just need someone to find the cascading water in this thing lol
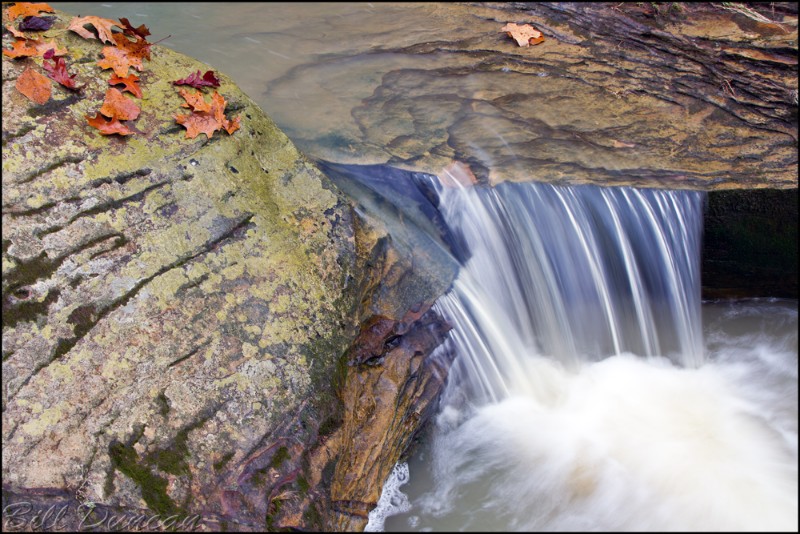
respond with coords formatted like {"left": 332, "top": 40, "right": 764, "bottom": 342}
{"left": 368, "top": 179, "right": 798, "bottom": 532}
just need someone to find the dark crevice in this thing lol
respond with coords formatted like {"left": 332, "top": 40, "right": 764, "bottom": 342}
{"left": 2, "top": 123, "right": 36, "bottom": 146}
{"left": 167, "top": 343, "right": 208, "bottom": 368}
{"left": 16, "top": 155, "right": 85, "bottom": 185}
{"left": 10, "top": 212, "right": 257, "bottom": 400}
{"left": 4, "top": 195, "right": 82, "bottom": 219}
{"left": 67, "top": 179, "right": 172, "bottom": 225}
{"left": 88, "top": 233, "right": 129, "bottom": 260}
{"left": 89, "top": 168, "right": 152, "bottom": 189}
{"left": 175, "top": 272, "right": 210, "bottom": 296}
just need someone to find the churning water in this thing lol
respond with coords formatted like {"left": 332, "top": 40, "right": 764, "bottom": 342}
{"left": 369, "top": 180, "right": 798, "bottom": 532}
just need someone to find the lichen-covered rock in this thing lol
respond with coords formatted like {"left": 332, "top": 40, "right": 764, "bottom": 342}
{"left": 2, "top": 7, "right": 455, "bottom": 531}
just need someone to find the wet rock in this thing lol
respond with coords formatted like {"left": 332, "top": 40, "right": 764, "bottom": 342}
{"left": 266, "top": 2, "right": 797, "bottom": 191}
{"left": 702, "top": 189, "right": 798, "bottom": 299}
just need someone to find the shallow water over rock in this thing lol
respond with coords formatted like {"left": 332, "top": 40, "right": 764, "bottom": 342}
{"left": 55, "top": 2, "right": 798, "bottom": 189}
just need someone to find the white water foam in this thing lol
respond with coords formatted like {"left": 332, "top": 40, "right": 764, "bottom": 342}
{"left": 365, "top": 462, "right": 412, "bottom": 532}
{"left": 368, "top": 180, "right": 797, "bottom": 532}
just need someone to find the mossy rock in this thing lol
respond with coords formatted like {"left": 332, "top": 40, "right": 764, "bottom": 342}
{"left": 0, "top": 6, "right": 452, "bottom": 531}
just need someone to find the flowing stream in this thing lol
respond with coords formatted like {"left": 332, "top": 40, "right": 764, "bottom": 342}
{"left": 369, "top": 180, "right": 798, "bottom": 532}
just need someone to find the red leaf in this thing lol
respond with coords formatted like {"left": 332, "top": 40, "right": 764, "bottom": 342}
{"left": 42, "top": 53, "right": 81, "bottom": 90}
{"left": 86, "top": 112, "right": 134, "bottom": 136}
{"left": 119, "top": 17, "right": 151, "bottom": 40}
{"left": 173, "top": 70, "right": 220, "bottom": 89}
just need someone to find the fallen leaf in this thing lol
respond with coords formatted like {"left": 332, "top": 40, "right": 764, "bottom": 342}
{"left": 5, "top": 23, "right": 27, "bottom": 38}
{"left": 99, "top": 88, "right": 141, "bottom": 121}
{"left": 42, "top": 50, "right": 80, "bottom": 90}
{"left": 178, "top": 87, "right": 212, "bottom": 112}
{"left": 7, "top": 2, "right": 54, "bottom": 22}
{"left": 119, "top": 17, "right": 151, "bottom": 40}
{"left": 2, "top": 38, "right": 39, "bottom": 58}
{"left": 2, "top": 37, "right": 66, "bottom": 58}
{"left": 19, "top": 15, "right": 56, "bottom": 31}
{"left": 108, "top": 73, "right": 142, "bottom": 98}
{"left": 15, "top": 66, "right": 51, "bottom": 104}
{"left": 174, "top": 70, "right": 220, "bottom": 89}
{"left": 501, "top": 22, "right": 545, "bottom": 47}
{"left": 97, "top": 44, "right": 142, "bottom": 77}
{"left": 111, "top": 31, "right": 152, "bottom": 62}
{"left": 86, "top": 112, "right": 134, "bottom": 135}
{"left": 174, "top": 91, "right": 239, "bottom": 139}
{"left": 67, "top": 15, "right": 120, "bottom": 44}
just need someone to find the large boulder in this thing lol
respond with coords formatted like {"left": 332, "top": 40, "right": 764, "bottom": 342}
{"left": 2, "top": 7, "right": 455, "bottom": 531}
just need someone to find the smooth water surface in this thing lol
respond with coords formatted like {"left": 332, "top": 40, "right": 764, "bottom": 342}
{"left": 53, "top": 2, "right": 696, "bottom": 186}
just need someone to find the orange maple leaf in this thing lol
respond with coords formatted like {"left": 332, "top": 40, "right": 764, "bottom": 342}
{"left": 7, "top": 2, "right": 54, "bottom": 22}
{"left": 501, "top": 23, "right": 545, "bottom": 47}
{"left": 6, "top": 24, "right": 27, "bottom": 39}
{"left": 86, "top": 112, "right": 134, "bottom": 136}
{"left": 99, "top": 88, "right": 141, "bottom": 121}
{"left": 2, "top": 38, "right": 67, "bottom": 58}
{"left": 178, "top": 88, "right": 211, "bottom": 112}
{"left": 111, "top": 32, "right": 151, "bottom": 62}
{"left": 174, "top": 91, "right": 240, "bottom": 139}
{"left": 97, "top": 43, "right": 145, "bottom": 77}
{"left": 109, "top": 74, "right": 142, "bottom": 98}
{"left": 15, "top": 66, "right": 51, "bottom": 104}
{"left": 67, "top": 15, "right": 121, "bottom": 44}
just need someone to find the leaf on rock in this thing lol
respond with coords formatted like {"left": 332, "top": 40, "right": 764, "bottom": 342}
{"left": 2, "top": 38, "right": 38, "bottom": 58}
{"left": 7, "top": 2, "right": 54, "bottom": 22}
{"left": 112, "top": 32, "right": 151, "bottom": 62}
{"left": 2, "top": 37, "right": 66, "bottom": 58}
{"left": 109, "top": 73, "right": 142, "bottom": 98}
{"left": 42, "top": 51, "right": 80, "bottom": 90}
{"left": 19, "top": 15, "right": 56, "bottom": 31}
{"left": 178, "top": 87, "right": 211, "bottom": 112}
{"left": 99, "top": 87, "right": 141, "bottom": 121}
{"left": 15, "top": 66, "right": 51, "bottom": 104}
{"left": 173, "top": 70, "right": 220, "bottom": 89}
{"left": 86, "top": 112, "right": 134, "bottom": 136}
{"left": 95, "top": 33, "right": 151, "bottom": 77}
{"left": 119, "top": 17, "right": 151, "bottom": 40}
{"left": 97, "top": 44, "right": 140, "bottom": 77}
{"left": 5, "top": 23, "right": 27, "bottom": 39}
{"left": 174, "top": 91, "right": 240, "bottom": 139}
{"left": 67, "top": 15, "right": 120, "bottom": 44}
{"left": 501, "top": 22, "right": 545, "bottom": 47}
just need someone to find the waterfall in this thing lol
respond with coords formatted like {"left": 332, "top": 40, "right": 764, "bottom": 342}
{"left": 434, "top": 180, "right": 704, "bottom": 406}
{"left": 368, "top": 179, "right": 798, "bottom": 532}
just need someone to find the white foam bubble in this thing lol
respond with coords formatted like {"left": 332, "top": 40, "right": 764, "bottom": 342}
{"left": 365, "top": 462, "right": 412, "bottom": 532}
